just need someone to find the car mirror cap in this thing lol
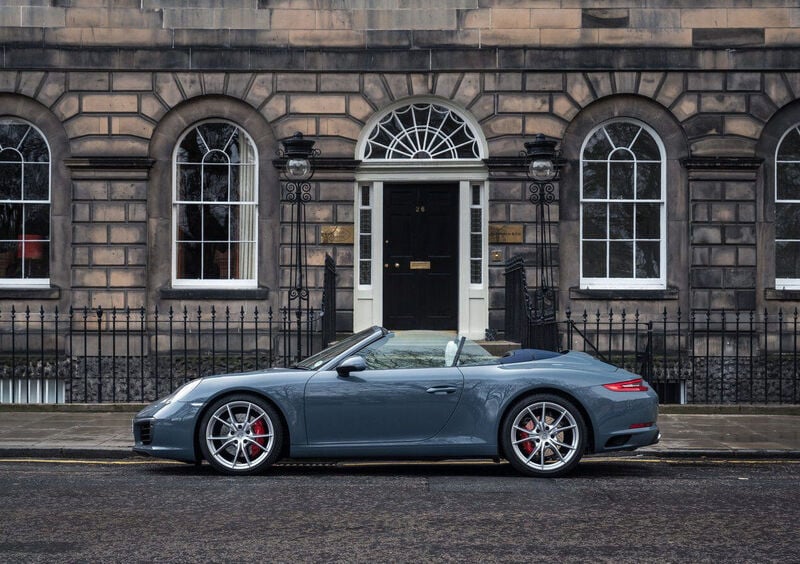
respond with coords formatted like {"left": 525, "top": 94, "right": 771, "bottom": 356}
{"left": 336, "top": 355, "right": 366, "bottom": 377}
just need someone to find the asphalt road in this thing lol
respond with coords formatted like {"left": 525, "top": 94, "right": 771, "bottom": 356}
{"left": 0, "top": 456, "right": 798, "bottom": 563}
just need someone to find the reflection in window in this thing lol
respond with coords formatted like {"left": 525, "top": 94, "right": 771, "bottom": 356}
{"left": 580, "top": 120, "right": 665, "bottom": 289}
{"left": 776, "top": 124, "right": 800, "bottom": 288}
{"left": 0, "top": 120, "right": 50, "bottom": 284}
{"left": 173, "top": 122, "right": 258, "bottom": 286}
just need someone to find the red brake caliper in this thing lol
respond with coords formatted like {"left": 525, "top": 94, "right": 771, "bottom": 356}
{"left": 518, "top": 419, "right": 535, "bottom": 455}
{"left": 249, "top": 419, "right": 266, "bottom": 458}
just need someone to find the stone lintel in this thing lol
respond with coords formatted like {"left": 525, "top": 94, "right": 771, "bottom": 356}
{"left": 64, "top": 156, "right": 155, "bottom": 181}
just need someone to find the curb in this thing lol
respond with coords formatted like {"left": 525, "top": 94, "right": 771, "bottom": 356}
{"left": 0, "top": 447, "right": 139, "bottom": 460}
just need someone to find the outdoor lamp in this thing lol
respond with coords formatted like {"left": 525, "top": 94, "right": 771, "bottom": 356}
{"left": 524, "top": 133, "right": 560, "bottom": 182}
{"left": 280, "top": 132, "right": 316, "bottom": 181}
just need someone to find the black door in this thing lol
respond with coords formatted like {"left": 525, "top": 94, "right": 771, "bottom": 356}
{"left": 383, "top": 183, "right": 459, "bottom": 330}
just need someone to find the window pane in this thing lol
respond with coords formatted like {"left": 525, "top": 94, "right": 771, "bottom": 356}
{"left": 776, "top": 242, "right": 800, "bottom": 278}
{"left": 605, "top": 122, "right": 641, "bottom": 148}
{"left": 583, "top": 128, "right": 612, "bottom": 160}
{"left": 636, "top": 241, "right": 660, "bottom": 278}
{"left": 0, "top": 250, "right": 20, "bottom": 278}
{"left": 610, "top": 161, "right": 634, "bottom": 199}
{"left": 636, "top": 203, "right": 661, "bottom": 238}
{"left": 360, "top": 235, "right": 371, "bottom": 259}
{"left": 359, "top": 261, "right": 371, "bottom": 285}
{"left": 609, "top": 203, "right": 633, "bottom": 239}
{"left": 777, "top": 127, "right": 800, "bottom": 160}
{"left": 630, "top": 129, "right": 661, "bottom": 161}
{"left": 776, "top": 163, "right": 800, "bottom": 201}
{"left": 176, "top": 204, "right": 201, "bottom": 241}
{"left": 0, "top": 204, "right": 22, "bottom": 240}
{"left": 636, "top": 163, "right": 661, "bottom": 200}
{"left": 178, "top": 165, "right": 201, "bottom": 201}
{"left": 361, "top": 186, "right": 370, "bottom": 207}
{"left": 177, "top": 129, "right": 206, "bottom": 163}
{"left": 359, "top": 209, "right": 371, "bottom": 233}
{"left": 582, "top": 241, "right": 606, "bottom": 277}
{"left": 609, "top": 241, "right": 633, "bottom": 277}
{"left": 19, "top": 130, "right": 49, "bottom": 162}
{"left": 582, "top": 162, "right": 607, "bottom": 199}
{"left": 24, "top": 163, "right": 49, "bottom": 200}
{"left": 176, "top": 242, "right": 201, "bottom": 278}
{"left": 198, "top": 123, "right": 236, "bottom": 152}
{"left": 776, "top": 204, "right": 800, "bottom": 239}
{"left": 204, "top": 204, "right": 229, "bottom": 242}
{"left": 203, "top": 163, "right": 229, "bottom": 201}
{"left": 26, "top": 204, "right": 49, "bottom": 238}
{"left": 582, "top": 203, "right": 606, "bottom": 239}
{"left": 0, "top": 123, "right": 30, "bottom": 149}
{"left": 470, "top": 208, "right": 481, "bottom": 233}
{"left": 0, "top": 151, "right": 22, "bottom": 200}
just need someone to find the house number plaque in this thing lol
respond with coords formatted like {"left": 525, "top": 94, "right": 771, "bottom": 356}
{"left": 489, "top": 224, "right": 524, "bottom": 244}
{"left": 320, "top": 225, "right": 354, "bottom": 244}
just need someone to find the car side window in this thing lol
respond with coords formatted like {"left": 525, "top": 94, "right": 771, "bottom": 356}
{"left": 356, "top": 333, "right": 456, "bottom": 370}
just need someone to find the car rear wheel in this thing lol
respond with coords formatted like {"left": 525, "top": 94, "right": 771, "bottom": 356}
{"left": 198, "top": 394, "right": 283, "bottom": 475}
{"left": 501, "top": 394, "right": 586, "bottom": 478}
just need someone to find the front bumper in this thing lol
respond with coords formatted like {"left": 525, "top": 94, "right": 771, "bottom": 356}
{"left": 132, "top": 400, "right": 202, "bottom": 463}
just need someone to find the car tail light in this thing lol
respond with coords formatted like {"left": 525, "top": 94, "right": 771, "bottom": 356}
{"left": 629, "top": 422, "right": 653, "bottom": 429}
{"left": 603, "top": 378, "right": 649, "bottom": 392}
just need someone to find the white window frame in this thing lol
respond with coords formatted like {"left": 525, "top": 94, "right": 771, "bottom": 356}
{"left": 775, "top": 124, "right": 800, "bottom": 290}
{"left": 579, "top": 119, "right": 667, "bottom": 290}
{"left": 0, "top": 119, "right": 51, "bottom": 288}
{"left": 171, "top": 120, "right": 259, "bottom": 289}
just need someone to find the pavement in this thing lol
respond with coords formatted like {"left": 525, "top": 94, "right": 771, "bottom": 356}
{"left": 0, "top": 404, "right": 798, "bottom": 461}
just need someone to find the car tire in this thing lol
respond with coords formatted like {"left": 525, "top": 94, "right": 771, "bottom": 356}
{"left": 198, "top": 394, "right": 284, "bottom": 476}
{"left": 501, "top": 393, "right": 586, "bottom": 478}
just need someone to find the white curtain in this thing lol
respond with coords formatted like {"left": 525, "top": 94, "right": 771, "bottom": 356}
{"left": 238, "top": 134, "right": 257, "bottom": 280}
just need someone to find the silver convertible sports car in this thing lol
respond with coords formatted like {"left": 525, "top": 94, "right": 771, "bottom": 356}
{"left": 133, "top": 327, "right": 660, "bottom": 477}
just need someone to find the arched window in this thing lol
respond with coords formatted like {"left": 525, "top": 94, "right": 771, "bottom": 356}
{"left": 0, "top": 119, "right": 50, "bottom": 285}
{"left": 173, "top": 121, "right": 258, "bottom": 287}
{"left": 580, "top": 120, "right": 666, "bottom": 289}
{"left": 362, "top": 102, "right": 483, "bottom": 160}
{"left": 775, "top": 124, "right": 800, "bottom": 288}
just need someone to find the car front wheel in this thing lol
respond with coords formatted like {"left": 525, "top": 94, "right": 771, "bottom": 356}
{"left": 198, "top": 394, "right": 283, "bottom": 475}
{"left": 501, "top": 394, "right": 586, "bottom": 477}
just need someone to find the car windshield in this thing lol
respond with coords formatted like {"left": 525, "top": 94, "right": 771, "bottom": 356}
{"left": 294, "top": 326, "right": 382, "bottom": 370}
{"left": 354, "top": 331, "right": 497, "bottom": 370}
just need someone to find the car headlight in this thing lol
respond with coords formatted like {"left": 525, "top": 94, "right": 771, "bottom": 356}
{"left": 163, "top": 378, "right": 203, "bottom": 404}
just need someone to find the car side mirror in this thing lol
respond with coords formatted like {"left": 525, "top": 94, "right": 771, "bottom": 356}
{"left": 336, "top": 355, "right": 366, "bottom": 377}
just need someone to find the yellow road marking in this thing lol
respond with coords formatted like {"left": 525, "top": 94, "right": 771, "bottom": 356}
{"left": 0, "top": 458, "right": 182, "bottom": 466}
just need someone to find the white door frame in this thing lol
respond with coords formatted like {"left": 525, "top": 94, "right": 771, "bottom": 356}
{"left": 353, "top": 162, "right": 489, "bottom": 339}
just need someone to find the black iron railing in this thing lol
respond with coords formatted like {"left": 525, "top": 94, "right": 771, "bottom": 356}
{"left": 0, "top": 305, "right": 325, "bottom": 404}
{"left": 560, "top": 308, "right": 800, "bottom": 404}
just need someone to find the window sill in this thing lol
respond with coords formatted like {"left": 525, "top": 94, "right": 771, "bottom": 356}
{"left": 765, "top": 288, "right": 800, "bottom": 301}
{"left": 160, "top": 287, "right": 269, "bottom": 300}
{"left": 0, "top": 285, "right": 61, "bottom": 300}
{"left": 569, "top": 287, "right": 679, "bottom": 300}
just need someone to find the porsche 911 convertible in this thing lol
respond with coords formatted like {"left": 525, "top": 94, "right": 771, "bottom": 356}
{"left": 133, "top": 327, "right": 659, "bottom": 477}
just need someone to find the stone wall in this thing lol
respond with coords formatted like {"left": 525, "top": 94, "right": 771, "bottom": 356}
{"left": 0, "top": 1, "right": 798, "bottom": 49}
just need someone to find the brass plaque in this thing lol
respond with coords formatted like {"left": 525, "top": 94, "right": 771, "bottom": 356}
{"left": 320, "top": 225, "right": 354, "bottom": 244}
{"left": 489, "top": 223, "right": 524, "bottom": 244}
{"left": 409, "top": 261, "right": 431, "bottom": 270}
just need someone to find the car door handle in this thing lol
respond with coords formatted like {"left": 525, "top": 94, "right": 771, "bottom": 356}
{"left": 426, "top": 386, "right": 458, "bottom": 395}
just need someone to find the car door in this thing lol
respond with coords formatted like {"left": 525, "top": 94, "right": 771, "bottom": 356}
{"left": 304, "top": 366, "right": 463, "bottom": 444}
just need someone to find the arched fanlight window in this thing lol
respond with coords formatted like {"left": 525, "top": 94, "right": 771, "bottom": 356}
{"left": 363, "top": 103, "right": 482, "bottom": 160}
{"left": 0, "top": 119, "right": 50, "bottom": 284}
{"left": 776, "top": 124, "right": 800, "bottom": 288}
{"left": 173, "top": 121, "right": 258, "bottom": 287}
{"left": 580, "top": 119, "right": 666, "bottom": 289}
